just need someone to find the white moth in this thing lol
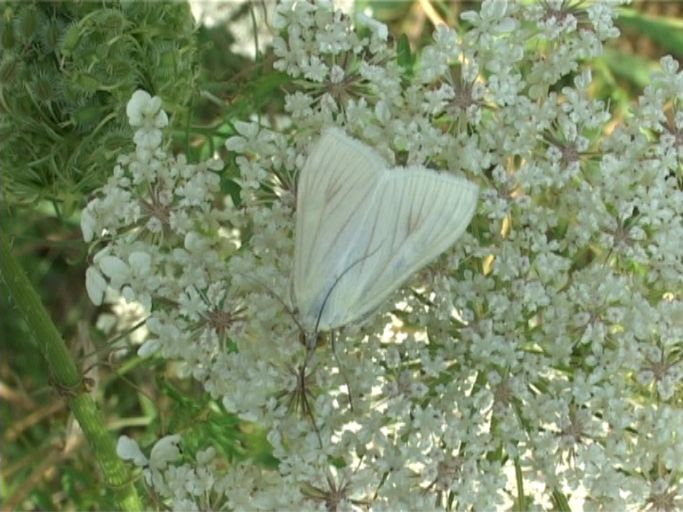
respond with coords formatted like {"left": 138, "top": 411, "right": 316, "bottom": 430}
{"left": 292, "top": 128, "right": 478, "bottom": 341}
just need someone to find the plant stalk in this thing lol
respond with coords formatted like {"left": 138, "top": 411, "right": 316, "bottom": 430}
{"left": 0, "top": 232, "right": 142, "bottom": 511}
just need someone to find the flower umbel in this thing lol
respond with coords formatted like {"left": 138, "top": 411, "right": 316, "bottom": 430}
{"left": 87, "top": 1, "right": 683, "bottom": 509}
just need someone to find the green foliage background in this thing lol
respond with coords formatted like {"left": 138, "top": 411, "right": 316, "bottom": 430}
{"left": 1, "top": 0, "right": 681, "bottom": 509}
{"left": 0, "top": 1, "right": 198, "bottom": 211}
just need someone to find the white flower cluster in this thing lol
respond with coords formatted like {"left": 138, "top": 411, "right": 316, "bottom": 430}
{"left": 83, "top": 0, "right": 683, "bottom": 509}
{"left": 82, "top": 89, "right": 234, "bottom": 368}
{"left": 117, "top": 435, "right": 231, "bottom": 510}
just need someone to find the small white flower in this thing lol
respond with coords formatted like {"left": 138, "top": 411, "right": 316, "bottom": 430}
{"left": 128, "top": 251, "right": 151, "bottom": 274}
{"left": 150, "top": 434, "right": 183, "bottom": 470}
{"left": 126, "top": 90, "right": 168, "bottom": 130}
{"left": 285, "top": 91, "right": 314, "bottom": 118}
{"left": 137, "top": 338, "right": 161, "bottom": 357}
{"left": 126, "top": 90, "right": 151, "bottom": 127}
{"left": 99, "top": 255, "right": 128, "bottom": 282}
{"left": 117, "top": 435, "right": 148, "bottom": 467}
{"left": 196, "top": 447, "right": 216, "bottom": 466}
{"left": 126, "top": 90, "right": 168, "bottom": 150}
{"left": 133, "top": 128, "right": 162, "bottom": 150}
{"left": 80, "top": 205, "right": 97, "bottom": 243}
{"left": 356, "top": 12, "right": 388, "bottom": 41}
{"left": 461, "top": 0, "right": 518, "bottom": 35}
{"left": 85, "top": 266, "right": 107, "bottom": 306}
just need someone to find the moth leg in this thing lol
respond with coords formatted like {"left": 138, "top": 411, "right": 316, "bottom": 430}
{"left": 330, "top": 331, "right": 354, "bottom": 412}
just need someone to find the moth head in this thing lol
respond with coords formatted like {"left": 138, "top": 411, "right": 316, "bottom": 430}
{"left": 300, "top": 330, "right": 327, "bottom": 352}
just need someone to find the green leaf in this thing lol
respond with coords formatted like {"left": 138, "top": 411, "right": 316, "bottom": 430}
{"left": 600, "top": 48, "right": 655, "bottom": 91}
{"left": 397, "top": 33, "right": 414, "bottom": 78}
{"left": 551, "top": 488, "right": 572, "bottom": 512}
{"left": 618, "top": 8, "right": 683, "bottom": 58}
{"left": 514, "top": 458, "right": 526, "bottom": 512}
{"left": 224, "top": 70, "right": 289, "bottom": 121}
{"left": 356, "top": 1, "right": 412, "bottom": 22}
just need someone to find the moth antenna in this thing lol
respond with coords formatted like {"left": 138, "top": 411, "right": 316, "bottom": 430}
{"left": 313, "top": 241, "right": 385, "bottom": 335}
{"left": 296, "top": 361, "right": 324, "bottom": 448}
{"left": 307, "top": 245, "right": 384, "bottom": 412}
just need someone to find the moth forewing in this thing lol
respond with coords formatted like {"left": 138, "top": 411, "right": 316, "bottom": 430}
{"left": 292, "top": 128, "right": 386, "bottom": 332}
{"left": 299, "top": 166, "right": 479, "bottom": 332}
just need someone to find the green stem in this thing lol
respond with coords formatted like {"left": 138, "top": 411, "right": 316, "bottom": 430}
{"left": 514, "top": 457, "right": 526, "bottom": 511}
{"left": 0, "top": 233, "right": 143, "bottom": 511}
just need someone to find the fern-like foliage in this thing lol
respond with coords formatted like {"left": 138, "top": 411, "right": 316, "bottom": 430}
{"left": 0, "top": 1, "right": 198, "bottom": 213}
